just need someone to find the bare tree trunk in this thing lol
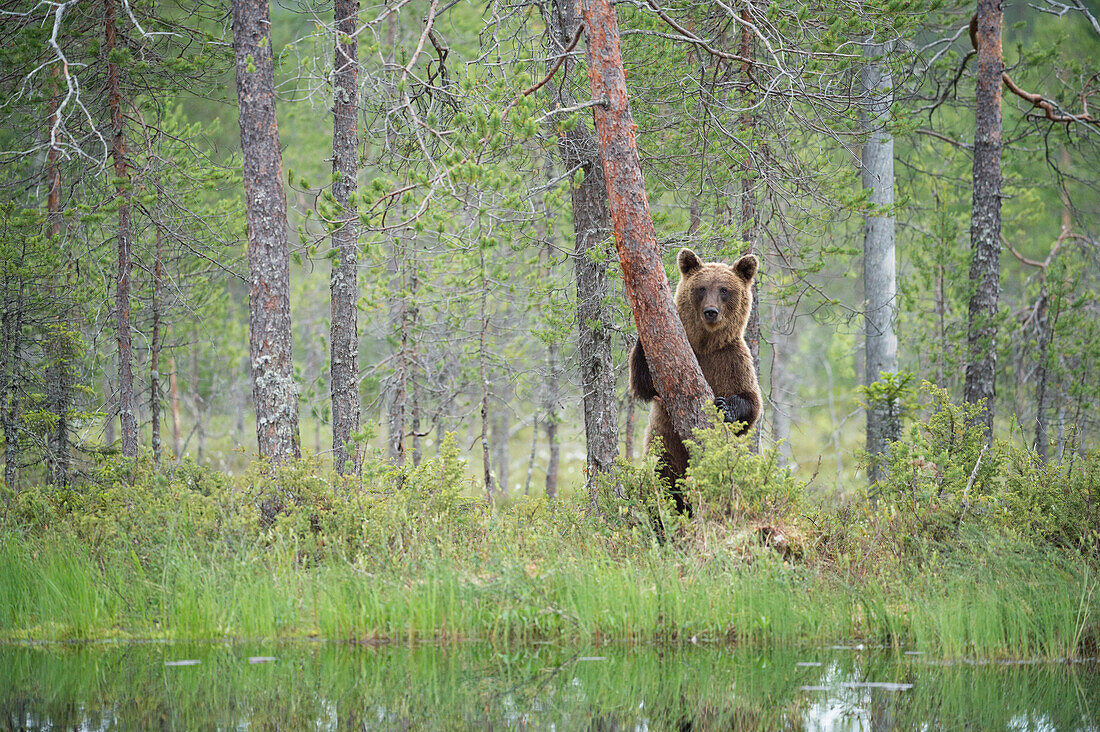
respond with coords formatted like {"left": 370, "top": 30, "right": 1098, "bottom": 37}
{"left": 544, "top": 342, "right": 560, "bottom": 500}
{"left": 232, "top": 0, "right": 300, "bottom": 463}
{"left": 548, "top": 0, "right": 619, "bottom": 495}
{"left": 524, "top": 414, "right": 538, "bottom": 495}
{"left": 44, "top": 70, "right": 71, "bottom": 486}
{"left": 189, "top": 332, "right": 205, "bottom": 463}
{"left": 935, "top": 260, "right": 947, "bottom": 387}
{"left": 492, "top": 403, "right": 510, "bottom": 495}
{"left": 410, "top": 379, "right": 422, "bottom": 467}
{"left": 104, "top": 370, "right": 115, "bottom": 446}
{"left": 769, "top": 317, "right": 798, "bottom": 468}
{"left": 1033, "top": 288, "right": 1051, "bottom": 461}
{"left": 169, "top": 356, "right": 181, "bottom": 459}
{"left": 479, "top": 244, "right": 494, "bottom": 500}
{"left": 151, "top": 214, "right": 164, "bottom": 467}
{"left": 106, "top": 0, "right": 138, "bottom": 458}
{"left": 330, "top": 0, "right": 361, "bottom": 475}
{"left": 1034, "top": 155, "right": 1072, "bottom": 461}
{"left": 386, "top": 235, "right": 407, "bottom": 468}
{"left": 964, "top": 0, "right": 1003, "bottom": 442}
{"left": 579, "top": 0, "right": 712, "bottom": 441}
{"left": 408, "top": 247, "right": 422, "bottom": 467}
{"left": 738, "top": 8, "right": 763, "bottom": 455}
{"left": 862, "top": 40, "right": 899, "bottom": 484}
{"left": 1, "top": 277, "right": 25, "bottom": 488}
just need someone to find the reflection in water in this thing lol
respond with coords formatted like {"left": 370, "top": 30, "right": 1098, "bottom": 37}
{"left": 0, "top": 642, "right": 1095, "bottom": 730}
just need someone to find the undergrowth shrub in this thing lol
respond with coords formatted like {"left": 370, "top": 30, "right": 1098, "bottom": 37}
{"left": 1005, "top": 448, "right": 1099, "bottom": 554}
{"left": 590, "top": 449, "right": 679, "bottom": 542}
{"left": 873, "top": 382, "right": 1007, "bottom": 553}
{"left": 1, "top": 455, "right": 243, "bottom": 572}
{"left": 252, "top": 433, "right": 487, "bottom": 565}
{"left": 684, "top": 420, "right": 804, "bottom": 524}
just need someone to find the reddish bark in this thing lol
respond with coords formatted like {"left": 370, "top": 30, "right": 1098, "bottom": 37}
{"left": 578, "top": 0, "right": 712, "bottom": 441}
{"left": 106, "top": 0, "right": 138, "bottom": 458}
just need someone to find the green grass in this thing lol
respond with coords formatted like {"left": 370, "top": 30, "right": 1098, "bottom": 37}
{"left": 0, "top": 527, "right": 1094, "bottom": 658}
{"left": 0, "top": 434, "right": 1095, "bottom": 658}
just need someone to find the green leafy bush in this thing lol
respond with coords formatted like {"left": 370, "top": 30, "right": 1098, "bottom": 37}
{"left": 684, "top": 418, "right": 804, "bottom": 525}
{"left": 872, "top": 382, "right": 1006, "bottom": 551}
{"left": 1005, "top": 448, "right": 1099, "bottom": 554}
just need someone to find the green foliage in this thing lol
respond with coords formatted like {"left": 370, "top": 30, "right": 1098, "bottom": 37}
{"left": 858, "top": 370, "right": 916, "bottom": 417}
{"left": 872, "top": 382, "right": 1006, "bottom": 549}
{"left": 1004, "top": 448, "right": 1099, "bottom": 554}
{"left": 684, "top": 416, "right": 805, "bottom": 525}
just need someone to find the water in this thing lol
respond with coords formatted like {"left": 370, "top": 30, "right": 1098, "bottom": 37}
{"left": 0, "top": 642, "right": 1096, "bottom": 730}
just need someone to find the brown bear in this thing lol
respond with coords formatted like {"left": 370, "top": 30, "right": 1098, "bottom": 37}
{"left": 629, "top": 248, "right": 762, "bottom": 512}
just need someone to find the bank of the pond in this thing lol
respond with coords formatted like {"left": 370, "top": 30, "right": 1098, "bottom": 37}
{"left": 0, "top": 532, "right": 1093, "bottom": 659}
{"left": 1, "top": 425, "right": 1096, "bottom": 659}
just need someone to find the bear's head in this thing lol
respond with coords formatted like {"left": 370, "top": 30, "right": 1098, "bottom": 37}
{"left": 674, "top": 248, "right": 757, "bottom": 348}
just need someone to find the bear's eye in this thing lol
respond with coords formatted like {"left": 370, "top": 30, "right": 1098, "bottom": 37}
{"left": 695, "top": 287, "right": 706, "bottom": 300}
{"left": 719, "top": 287, "right": 729, "bottom": 299}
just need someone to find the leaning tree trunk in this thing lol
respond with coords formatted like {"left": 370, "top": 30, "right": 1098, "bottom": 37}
{"left": 861, "top": 40, "right": 899, "bottom": 484}
{"left": 963, "top": 0, "right": 1003, "bottom": 443}
{"left": 106, "top": 0, "right": 138, "bottom": 458}
{"left": 579, "top": 0, "right": 712, "bottom": 441}
{"left": 330, "top": 0, "right": 361, "bottom": 475}
{"left": 548, "top": 0, "right": 619, "bottom": 494}
{"left": 232, "top": 0, "right": 300, "bottom": 462}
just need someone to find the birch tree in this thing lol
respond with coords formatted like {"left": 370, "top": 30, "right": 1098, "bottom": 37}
{"left": 862, "top": 40, "right": 899, "bottom": 483}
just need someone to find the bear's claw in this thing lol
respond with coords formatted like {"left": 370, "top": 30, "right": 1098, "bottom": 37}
{"left": 714, "top": 394, "right": 751, "bottom": 425}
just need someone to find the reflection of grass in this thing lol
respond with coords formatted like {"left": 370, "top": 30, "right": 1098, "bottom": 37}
{"left": 0, "top": 642, "right": 1096, "bottom": 730}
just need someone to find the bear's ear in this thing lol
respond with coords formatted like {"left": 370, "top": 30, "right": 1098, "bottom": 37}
{"left": 734, "top": 254, "right": 758, "bottom": 282}
{"left": 678, "top": 248, "right": 703, "bottom": 276}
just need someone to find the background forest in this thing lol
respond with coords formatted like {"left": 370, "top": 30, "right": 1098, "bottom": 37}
{"left": 0, "top": 0, "right": 1098, "bottom": 656}
{"left": 0, "top": 0, "right": 1097, "bottom": 504}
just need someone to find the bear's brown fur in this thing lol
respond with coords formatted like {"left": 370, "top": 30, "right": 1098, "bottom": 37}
{"left": 629, "top": 248, "right": 762, "bottom": 512}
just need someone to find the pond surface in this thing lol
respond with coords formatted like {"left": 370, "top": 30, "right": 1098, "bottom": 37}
{"left": 0, "top": 641, "right": 1096, "bottom": 730}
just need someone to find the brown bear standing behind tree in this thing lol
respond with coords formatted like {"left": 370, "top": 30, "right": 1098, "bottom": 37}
{"left": 630, "top": 248, "right": 763, "bottom": 512}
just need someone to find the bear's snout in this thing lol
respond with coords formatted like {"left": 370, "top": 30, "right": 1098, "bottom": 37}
{"left": 703, "top": 307, "right": 720, "bottom": 323}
